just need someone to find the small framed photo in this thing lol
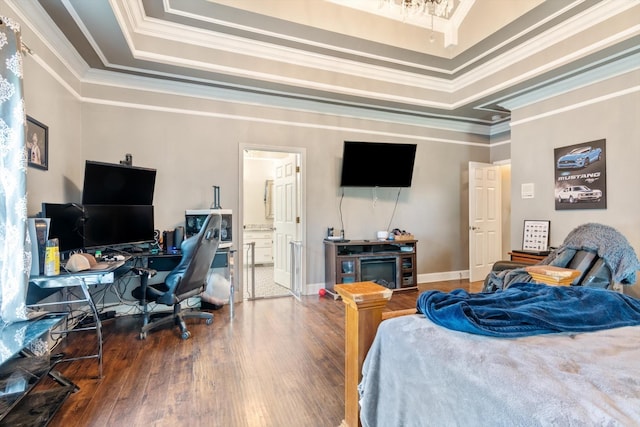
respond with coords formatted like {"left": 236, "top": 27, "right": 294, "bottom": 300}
{"left": 26, "top": 116, "right": 48, "bottom": 170}
{"left": 522, "top": 220, "right": 550, "bottom": 252}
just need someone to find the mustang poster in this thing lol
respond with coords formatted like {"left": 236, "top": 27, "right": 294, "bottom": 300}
{"left": 554, "top": 139, "right": 606, "bottom": 210}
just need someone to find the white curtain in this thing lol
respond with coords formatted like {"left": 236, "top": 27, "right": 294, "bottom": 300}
{"left": 0, "top": 16, "right": 28, "bottom": 324}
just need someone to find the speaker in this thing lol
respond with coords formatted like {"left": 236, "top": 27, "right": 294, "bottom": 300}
{"left": 28, "top": 218, "right": 50, "bottom": 276}
{"left": 163, "top": 230, "right": 175, "bottom": 253}
{"left": 174, "top": 226, "right": 184, "bottom": 249}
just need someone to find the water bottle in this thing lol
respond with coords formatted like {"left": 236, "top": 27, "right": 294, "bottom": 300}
{"left": 44, "top": 238, "right": 60, "bottom": 276}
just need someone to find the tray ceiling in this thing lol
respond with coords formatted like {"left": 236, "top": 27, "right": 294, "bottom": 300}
{"left": 12, "top": 0, "right": 640, "bottom": 131}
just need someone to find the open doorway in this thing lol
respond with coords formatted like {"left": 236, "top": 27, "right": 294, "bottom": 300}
{"left": 241, "top": 148, "right": 303, "bottom": 300}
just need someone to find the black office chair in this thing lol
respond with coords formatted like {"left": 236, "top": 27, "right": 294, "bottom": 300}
{"left": 131, "top": 213, "right": 221, "bottom": 340}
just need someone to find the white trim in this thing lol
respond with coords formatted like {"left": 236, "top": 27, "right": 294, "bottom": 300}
{"left": 303, "top": 271, "right": 473, "bottom": 295}
{"left": 489, "top": 139, "right": 511, "bottom": 148}
{"left": 162, "top": 0, "right": 451, "bottom": 75}
{"left": 81, "top": 94, "right": 492, "bottom": 146}
{"left": 510, "top": 85, "right": 640, "bottom": 127}
{"left": 499, "top": 50, "right": 640, "bottom": 111}
{"left": 127, "top": 0, "right": 453, "bottom": 90}
{"left": 418, "top": 270, "right": 469, "bottom": 283}
{"left": 10, "top": 0, "right": 638, "bottom": 138}
{"left": 61, "top": 0, "right": 109, "bottom": 66}
{"left": 76, "top": 0, "right": 639, "bottom": 112}
{"left": 452, "top": 25, "right": 640, "bottom": 107}
{"left": 6, "top": 0, "right": 89, "bottom": 80}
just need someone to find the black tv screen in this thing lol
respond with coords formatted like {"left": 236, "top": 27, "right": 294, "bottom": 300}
{"left": 82, "top": 160, "right": 156, "bottom": 205}
{"left": 42, "top": 203, "right": 86, "bottom": 253}
{"left": 82, "top": 205, "right": 155, "bottom": 249}
{"left": 340, "top": 141, "right": 417, "bottom": 187}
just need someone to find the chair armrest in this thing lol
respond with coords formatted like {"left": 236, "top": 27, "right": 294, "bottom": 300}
{"left": 130, "top": 267, "right": 160, "bottom": 303}
{"left": 491, "top": 260, "right": 528, "bottom": 272}
{"left": 130, "top": 267, "right": 157, "bottom": 278}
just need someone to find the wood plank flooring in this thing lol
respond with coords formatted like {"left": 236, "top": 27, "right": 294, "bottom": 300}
{"left": 47, "top": 280, "right": 479, "bottom": 427}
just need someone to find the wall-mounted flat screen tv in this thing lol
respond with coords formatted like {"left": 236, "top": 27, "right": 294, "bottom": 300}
{"left": 340, "top": 141, "right": 417, "bottom": 187}
{"left": 82, "top": 160, "right": 156, "bottom": 205}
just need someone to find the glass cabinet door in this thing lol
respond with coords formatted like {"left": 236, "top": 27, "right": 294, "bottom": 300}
{"left": 338, "top": 257, "right": 357, "bottom": 283}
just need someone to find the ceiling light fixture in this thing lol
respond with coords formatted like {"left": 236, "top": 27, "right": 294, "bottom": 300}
{"left": 383, "top": 0, "right": 454, "bottom": 19}
{"left": 328, "top": 0, "right": 463, "bottom": 47}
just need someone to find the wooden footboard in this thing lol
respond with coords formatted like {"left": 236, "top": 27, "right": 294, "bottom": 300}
{"left": 335, "top": 282, "right": 413, "bottom": 427}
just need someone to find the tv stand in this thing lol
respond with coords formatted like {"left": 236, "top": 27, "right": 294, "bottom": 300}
{"left": 324, "top": 239, "right": 417, "bottom": 296}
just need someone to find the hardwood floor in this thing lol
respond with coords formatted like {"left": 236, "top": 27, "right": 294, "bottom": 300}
{"left": 47, "top": 280, "right": 479, "bottom": 427}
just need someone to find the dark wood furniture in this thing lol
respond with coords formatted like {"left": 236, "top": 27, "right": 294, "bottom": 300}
{"left": 508, "top": 250, "right": 549, "bottom": 265}
{"left": 324, "top": 239, "right": 417, "bottom": 294}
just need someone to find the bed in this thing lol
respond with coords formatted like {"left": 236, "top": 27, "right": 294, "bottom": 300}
{"left": 335, "top": 281, "right": 640, "bottom": 427}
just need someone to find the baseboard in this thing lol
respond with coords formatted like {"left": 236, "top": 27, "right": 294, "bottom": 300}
{"left": 418, "top": 270, "right": 469, "bottom": 283}
{"left": 308, "top": 270, "right": 471, "bottom": 296}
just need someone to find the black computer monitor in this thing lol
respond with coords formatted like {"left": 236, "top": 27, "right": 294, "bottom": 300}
{"left": 82, "top": 205, "right": 155, "bottom": 249}
{"left": 41, "top": 203, "right": 85, "bottom": 254}
{"left": 82, "top": 160, "right": 156, "bottom": 205}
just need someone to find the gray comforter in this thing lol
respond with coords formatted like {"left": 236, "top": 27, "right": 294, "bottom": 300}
{"left": 359, "top": 315, "right": 640, "bottom": 427}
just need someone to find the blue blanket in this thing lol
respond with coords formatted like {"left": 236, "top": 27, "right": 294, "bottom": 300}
{"left": 416, "top": 282, "right": 640, "bottom": 337}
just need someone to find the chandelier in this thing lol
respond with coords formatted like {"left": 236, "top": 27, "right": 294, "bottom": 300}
{"left": 382, "top": 0, "right": 454, "bottom": 19}
{"left": 327, "top": 0, "right": 464, "bottom": 47}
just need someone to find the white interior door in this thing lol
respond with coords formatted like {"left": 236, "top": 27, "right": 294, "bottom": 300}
{"left": 468, "top": 162, "right": 502, "bottom": 282}
{"left": 273, "top": 153, "right": 299, "bottom": 288}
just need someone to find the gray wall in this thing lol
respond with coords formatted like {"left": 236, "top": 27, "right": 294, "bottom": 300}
{"left": 507, "top": 69, "right": 640, "bottom": 296}
{"left": 75, "top": 100, "right": 488, "bottom": 288}
{"left": 22, "top": 42, "right": 490, "bottom": 291}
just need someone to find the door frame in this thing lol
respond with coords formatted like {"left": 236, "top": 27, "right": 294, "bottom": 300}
{"left": 238, "top": 144, "right": 306, "bottom": 301}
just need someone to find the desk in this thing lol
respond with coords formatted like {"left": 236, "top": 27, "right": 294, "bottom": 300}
{"left": 28, "top": 262, "right": 130, "bottom": 378}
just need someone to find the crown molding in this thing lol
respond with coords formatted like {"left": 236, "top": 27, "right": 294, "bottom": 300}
{"left": 6, "top": 0, "right": 89, "bottom": 80}
{"left": 9, "top": 0, "right": 638, "bottom": 141}
{"left": 498, "top": 50, "right": 640, "bottom": 112}
{"left": 82, "top": 67, "right": 492, "bottom": 136}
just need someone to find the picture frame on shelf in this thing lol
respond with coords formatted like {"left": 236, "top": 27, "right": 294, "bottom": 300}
{"left": 26, "top": 116, "right": 48, "bottom": 170}
{"left": 522, "top": 220, "right": 550, "bottom": 252}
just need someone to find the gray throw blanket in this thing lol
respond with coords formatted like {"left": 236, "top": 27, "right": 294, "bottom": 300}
{"left": 485, "top": 223, "right": 640, "bottom": 291}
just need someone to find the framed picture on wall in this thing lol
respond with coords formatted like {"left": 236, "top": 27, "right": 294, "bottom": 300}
{"left": 26, "top": 116, "right": 48, "bottom": 170}
{"left": 522, "top": 220, "right": 550, "bottom": 252}
{"left": 554, "top": 139, "right": 606, "bottom": 210}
